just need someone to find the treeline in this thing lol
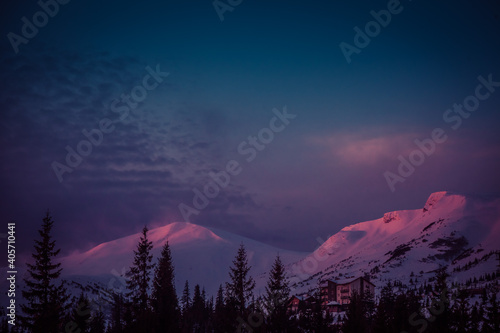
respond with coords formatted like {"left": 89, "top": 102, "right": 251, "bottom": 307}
{"left": 341, "top": 268, "right": 499, "bottom": 333}
{"left": 2, "top": 212, "right": 499, "bottom": 333}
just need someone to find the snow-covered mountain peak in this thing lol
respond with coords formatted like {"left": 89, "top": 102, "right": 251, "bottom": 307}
{"left": 423, "top": 191, "right": 449, "bottom": 211}
{"left": 57, "top": 221, "right": 305, "bottom": 296}
{"left": 288, "top": 191, "right": 499, "bottom": 294}
{"left": 147, "top": 222, "right": 225, "bottom": 246}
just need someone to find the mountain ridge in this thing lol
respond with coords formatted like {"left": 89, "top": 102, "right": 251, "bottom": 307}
{"left": 286, "top": 191, "right": 500, "bottom": 295}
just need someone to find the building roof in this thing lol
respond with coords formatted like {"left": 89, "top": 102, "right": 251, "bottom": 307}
{"left": 334, "top": 276, "right": 375, "bottom": 287}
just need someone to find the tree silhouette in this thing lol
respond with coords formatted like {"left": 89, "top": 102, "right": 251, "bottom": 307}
{"left": 125, "top": 226, "right": 154, "bottom": 331}
{"left": 20, "top": 211, "right": 70, "bottom": 333}
{"left": 226, "top": 243, "right": 255, "bottom": 316}
{"left": 151, "top": 242, "right": 180, "bottom": 332}
{"left": 264, "top": 254, "right": 291, "bottom": 332}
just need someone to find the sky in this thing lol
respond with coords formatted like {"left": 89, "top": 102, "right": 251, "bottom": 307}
{"left": 1, "top": 0, "right": 500, "bottom": 258}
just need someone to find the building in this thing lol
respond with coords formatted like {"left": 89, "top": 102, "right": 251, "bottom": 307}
{"left": 287, "top": 295, "right": 315, "bottom": 314}
{"left": 287, "top": 276, "right": 375, "bottom": 314}
{"left": 326, "top": 300, "right": 342, "bottom": 313}
{"left": 320, "top": 276, "right": 375, "bottom": 307}
{"left": 288, "top": 295, "right": 302, "bottom": 314}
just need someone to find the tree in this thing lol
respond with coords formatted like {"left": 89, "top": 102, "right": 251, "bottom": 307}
{"left": 0, "top": 307, "right": 9, "bottom": 333}
{"left": 107, "top": 293, "right": 125, "bottom": 333}
{"left": 428, "top": 267, "right": 451, "bottom": 333}
{"left": 451, "top": 289, "right": 471, "bottom": 333}
{"left": 373, "top": 282, "right": 396, "bottom": 333}
{"left": 342, "top": 289, "right": 374, "bottom": 333}
{"left": 125, "top": 226, "right": 155, "bottom": 330}
{"left": 69, "top": 292, "right": 91, "bottom": 333}
{"left": 469, "top": 302, "right": 481, "bottom": 333}
{"left": 180, "top": 280, "right": 192, "bottom": 332}
{"left": 191, "top": 284, "right": 207, "bottom": 332}
{"left": 392, "top": 290, "right": 420, "bottom": 333}
{"left": 482, "top": 291, "right": 499, "bottom": 333}
{"left": 263, "top": 255, "right": 291, "bottom": 332}
{"left": 151, "top": 242, "right": 180, "bottom": 333}
{"left": 213, "top": 285, "right": 227, "bottom": 330}
{"left": 226, "top": 243, "right": 255, "bottom": 316}
{"left": 20, "top": 211, "right": 70, "bottom": 333}
{"left": 89, "top": 309, "right": 106, "bottom": 333}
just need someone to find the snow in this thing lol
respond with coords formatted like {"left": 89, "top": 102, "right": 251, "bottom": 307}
{"left": 3, "top": 191, "right": 498, "bottom": 304}
{"left": 286, "top": 191, "right": 500, "bottom": 295}
{"left": 58, "top": 222, "right": 306, "bottom": 297}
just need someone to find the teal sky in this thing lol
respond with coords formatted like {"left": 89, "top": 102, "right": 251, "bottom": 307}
{"left": 1, "top": 0, "right": 499, "bottom": 256}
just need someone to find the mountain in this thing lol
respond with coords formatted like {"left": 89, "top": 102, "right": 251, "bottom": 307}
{"left": 286, "top": 191, "right": 500, "bottom": 295}
{"left": 5, "top": 191, "right": 498, "bottom": 306}
{"left": 58, "top": 222, "right": 306, "bottom": 297}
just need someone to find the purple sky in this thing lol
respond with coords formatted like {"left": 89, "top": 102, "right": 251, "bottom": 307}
{"left": 1, "top": 0, "right": 499, "bottom": 258}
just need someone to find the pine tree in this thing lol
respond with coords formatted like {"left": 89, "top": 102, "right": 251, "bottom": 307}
{"left": 482, "top": 291, "right": 499, "bottom": 333}
{"left": 451, "top": 289, "right": 470, "bottom": 333}
{"left": 213, "top": 285, "right": 226, "bottom": 329}
{"left": 125, "top": 226, "right": 155, "bottom": 331}
{"left": 151, "top": 242, "right": 180, "bottom": 333}
{"left": 226, "top": 243, "right": 255, "bottom": 316}
{"left": 20, "top": 211, "right": 70, "bottom": 333}
{"left": 0, "top": 307, "right": 9, "bottom": 333}
{"left": 428, "top": 267, "right": 451, "bottom": 333}
{"left": 181, "top": 280, "right": 192, "bottom": 333}
{"left": 470, "top": 302, "right": 481, "bottom": 333}
{"left": 181, "top": 280, "right": 191, "bottom": 313}
{"left": 89, "top": 309, "right": 106, "bottom": 333}
{"left": 342, "top": 290, "right": 370, "bottom": 333}
{"left": 263, "top": 255, "right": 291, "bottom": 332}
{"left": 69, "top": 292, "right": 91, "bottom": 333}
{"left": 311, "top": 287, "right": 331, "bottom": 333}
{"left": 191, "top": 284, "right": 206, "bottom": 332}
{"left": 108, "top": 293, "right": 126, "bottom": 333}
{"left": 373, "top": 282, "right": 396, "bottom": 333}
{"left": 223, "top": 284, "right": 239, "bottom": 332}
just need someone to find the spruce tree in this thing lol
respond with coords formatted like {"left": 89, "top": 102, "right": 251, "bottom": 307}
{"left": 264, "top": 255, "right": 291, "bottom": 332}
{"left": 180, "top": 280, "right": 192, "bottom": 333}
{"left": 69, "top": 292, "right": 91, "bottom": 333}
{"left": 342, "top": 290, "right": 373, "bottom": 333}
{"left": 483, "top": 291, "right": 499, "bottom": 333}
{"left": 191, "top": 284, "right": 206, "bottom": 332}
{"left": 428, "top": 267, "right": 451, "bottom": 333}
{"left": 373, "top": 282, "right": 396, "bottom": 333}
{"left": 213, "top": 285, "right": 226, "bottom": 329}
{"left": 89, "top": 309, "right": 106, "bottom": 333}
{"left": 181, "top": 280, "right": 191, "bottom": 313}
{"left": 470, "top": 302, "right": 481, "bottom": 333}
{"left": 226, "top": 243, "right": 255, "bottom": 316}
{"left": 451, "top": 289, "right": 471, "bottom": 333}
{"left": 0, "top": 307, "right": 9, "bottom": 333}
{"left": 125, "top": 226, "right": 154, "bottom": 331}
{"left": 151, "top": 242, "right": 180, "bottom": 333}
{"left": 20, "top": 211, "right": 70, "bottom": 333}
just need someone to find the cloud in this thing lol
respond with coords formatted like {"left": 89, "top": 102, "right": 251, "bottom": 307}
{"left": 307, "top": 131, "right": 420, "bottom": 166}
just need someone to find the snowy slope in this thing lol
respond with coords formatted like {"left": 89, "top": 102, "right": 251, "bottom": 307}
{"left": 286, "top": 191, "right": 500, "bottom": 295}
{"left": 4, "top": 191, "right": 498, "bottom": 307}
{"left": 58, "top": 222, "right": 306, "bottom": 297}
